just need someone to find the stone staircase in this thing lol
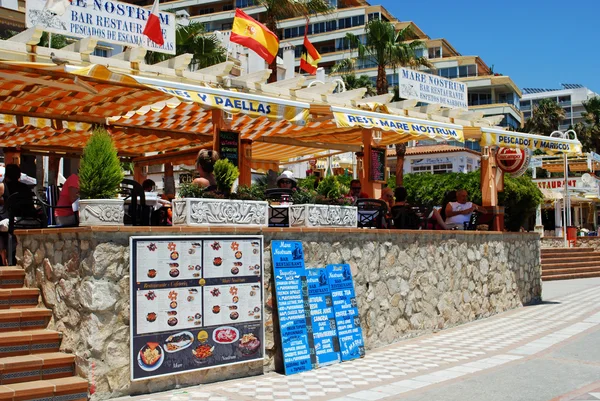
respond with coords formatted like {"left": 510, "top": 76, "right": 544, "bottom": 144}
{"left": 0, "top": 266, "right": 88, "bottom": 400}
{"left": 541, "top": 248, "right": 600, "bottom": 281}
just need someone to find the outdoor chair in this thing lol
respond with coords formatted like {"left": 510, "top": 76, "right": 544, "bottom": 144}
{"left": 356, "top": 199, "right": 388, "bottom": 229}
{"left": 6, "top": 191, "right": 48, "bottom": 265}
{"left": 265, "top": 188, "right": 294, "bottom": 227}
{"left": 121, "top": 179, "right": 151, "bottom": 226}
{"left": 37, "top": 184, "right": 79, "bottom": 228}
{"left": 390, "top": 205, "right": 420, "bottom": 230}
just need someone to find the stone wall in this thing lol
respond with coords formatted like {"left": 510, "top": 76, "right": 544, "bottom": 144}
{"left": 541, "top": 236, "right": 600, "bottom": 251}
{"left": 16, "top": 228, "right": 542, "bottom": 400}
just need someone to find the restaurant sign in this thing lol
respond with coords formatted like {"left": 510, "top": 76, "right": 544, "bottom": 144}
{"left": 130, "top": 236, "right": 264, "bottom": 381}
{"left": 398, "top": 68, "right": 468, "bottom": 110}
{"left": 332, "top": 107, "right": 464, "bottom": 143}
{"left": 153, "top": 86, "right": 310, "bottom": 124}
{"left": 481, "top": 129, "right": 582, "bottom": 155}
{"left": 26, "top": 0, "right": 176, "bottom": 54}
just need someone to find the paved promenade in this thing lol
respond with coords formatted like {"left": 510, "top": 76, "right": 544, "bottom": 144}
{"left": 118, "top": 278, "right": 600, "bottom": 401}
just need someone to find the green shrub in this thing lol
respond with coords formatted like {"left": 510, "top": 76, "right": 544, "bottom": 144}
{"left": 79, "top": 128, "right": 123, "bottom": 199}
{"left": 234, "top": 184, "right": 267, "bottom": 201}
{"left": 316, "top": 175, "right": 342, "bottom": 199}
{"left": 291, "top": 187, "right": 316, "bottom": 204}
{"left": 214, "top": 159, "right": 239, "bottom": 194}
{"left": 178, "top": 183, "right": 225, "bottom": 199}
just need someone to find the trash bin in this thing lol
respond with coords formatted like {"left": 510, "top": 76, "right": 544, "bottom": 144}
{"left": 566, "top": 226, "right": 578, "bottom": 247}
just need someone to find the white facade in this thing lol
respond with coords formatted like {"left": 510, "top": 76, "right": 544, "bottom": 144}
{"left": 520, "top": 85, "right": 599, "bottom": 130}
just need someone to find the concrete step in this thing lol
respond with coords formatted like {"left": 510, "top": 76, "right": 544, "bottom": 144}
{"left": 0, "top": 288, "right": 39, "bottom": 309}
{"left": 542, "top": 266, "right": 600, "bottom": 276}
{"left": 541, "top": 248, "right": 595, "bottom": 254}
{"left": 542, "top": 270, "right": 600, "bottom": 281}
{"left": 0, "top": 268, "right": 25, "bottom": 290}
{"left": 542, "top": 261, "right": 600, "bottom": 270}
{"left": 0, "top": 376, "right": 88, "bottom": 401}
{"left": 0, "top": 352, "right": 75, "bottom": 385}
{"left": 0, "top": 330, "right": 61, "bottom": 358}
{"left": 541, "top": 255, "right": 600, "bottom": 264}
{"left": 0, "top": 309, "right": 52, "bottom": 332}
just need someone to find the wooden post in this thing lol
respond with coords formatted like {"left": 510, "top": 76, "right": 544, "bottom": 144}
{"left": 164, "top": 162, "right": 175, "bottom": 198}
{"left": 360, "top": 129, "right": 380, "bottom": 199}
{"left": 133, "top": 163, "right": 147, "bottom": 184}
{"left": 212, "top": 109, "right": 222, "bottom": 154}
{"left": 47, "top": 155, "right": 61, "bottom": 186}
{"left": 239, "top": 139, "right": 252, "bottom": 187}
{"left": 480, "top": 146, "right": 504, "bottom": 231}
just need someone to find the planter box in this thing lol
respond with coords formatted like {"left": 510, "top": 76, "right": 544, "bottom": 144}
{"left": 283, "top": 204, "right": 357, "bottom": 228}
{"left": 79, "top": 199, "right": 125, "bottom": 226}
{"left": 172, "top": 198, "right": 268, "bottom": 226}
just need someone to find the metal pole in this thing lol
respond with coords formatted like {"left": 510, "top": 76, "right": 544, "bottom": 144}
{"left": 564, "top": 152, "right": 569, "bottom": 247}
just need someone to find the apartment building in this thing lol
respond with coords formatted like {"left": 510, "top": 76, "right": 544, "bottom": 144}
{"left": 520, "top": 84, "right": 599, "bottom": 131}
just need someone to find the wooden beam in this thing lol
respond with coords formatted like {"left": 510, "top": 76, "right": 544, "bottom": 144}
{"left": 109, "top": 125, "right": 213, "bottom": 141}
{"left": 132, "top": 145, "right": 212, "bottom": 166}
{"left": 255, "top": 135, "right": 362, "bottom": 152}
{"left": 0, "top": 71, "right": 98, "bottom": 94}
{"left": 0, "top": 109, "right": 106, "bottom": 125}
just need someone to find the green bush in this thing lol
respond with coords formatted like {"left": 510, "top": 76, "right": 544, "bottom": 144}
{"left": 234, "top": 184, "right": 267, "bottom": 201}
{"left": 316, "top": 175, "right": 342, "bottom": 199}
{"left": 213, "top": 159, "right": 239, "bottom": 194}
{"left": 79, "top": 128, "right": 123, "bottom": 199}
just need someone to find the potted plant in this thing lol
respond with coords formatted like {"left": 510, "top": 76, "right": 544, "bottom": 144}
{"left": 172, "top": 159, "right": 269, "bottom": 226}
{"left": 78, "top": 127, "right": 125, "bottom": 226}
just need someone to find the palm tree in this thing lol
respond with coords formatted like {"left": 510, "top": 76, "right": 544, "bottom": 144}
{"left": 145, "top": 22, "right": 226, "bottom": 70}
{"left": 578, "top": 96, "right": 600, "bottom": 152}
{"left": 255, "top": 0, "right": 333, "bottom": 82}
{"left": 342, "top": 74, "right": 376, "bottom": 96}
{"left": 523, "top": 98, "right": 566, "bottom": 135}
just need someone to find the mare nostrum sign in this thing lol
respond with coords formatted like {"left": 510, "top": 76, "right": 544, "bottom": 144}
{"left": 398, "top": 68, "right": 468, "bottom": 110}
{"left": 26, "top": 0, "right": 176, "bottom": 54}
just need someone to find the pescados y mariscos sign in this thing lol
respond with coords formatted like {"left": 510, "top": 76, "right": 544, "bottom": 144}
{"left": 481, "top": 130, "right": 582, "bottom": 155}
{"left": 26, "top": 0, "right": 176, "bottom": 54}
{"left": 398, "top": 68, "right": 468, "bottom": 110}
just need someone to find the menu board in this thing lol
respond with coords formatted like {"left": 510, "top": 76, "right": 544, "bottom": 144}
{"left": 306, "top": 268, "right": 340, "bottom": 367}
{"left": 272, "top": 241, "right": 316, "bottom": 375}
{"left": 130, "top": 236, "right": 264, "bottom": 381}
{"left": 326, "top": 264, "right": 365, "bottom": 362}
{"left": 219, "top": 131, "right": 239, "bottom": 168}
{"left": 370, "top": 147, "right": 386, "bottom": 182}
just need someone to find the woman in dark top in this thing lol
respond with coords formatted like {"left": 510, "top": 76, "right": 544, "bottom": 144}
{"left": 192, "top": 149, "right": 219, "bottom": 191}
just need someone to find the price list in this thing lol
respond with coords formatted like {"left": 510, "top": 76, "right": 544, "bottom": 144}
{"left": 370, "top": 147, "right": 386, "bottom": 182}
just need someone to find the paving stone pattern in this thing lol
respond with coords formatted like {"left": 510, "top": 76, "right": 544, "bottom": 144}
{"left": 115, "top": 283, "right": 600, "bottom": 401}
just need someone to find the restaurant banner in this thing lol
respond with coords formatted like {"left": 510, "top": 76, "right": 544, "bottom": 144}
{"left": 481, "top": 129, "right": 582, "bottom": 155}
{"left": 272, "top": 241, "right": 316, "bottom": 375}
{"left": 332, "top": 107, "right": 464, "bottom": 143}
{"left": 326, "top": 264, "right": 365, "bottom": 362}
{"left": 306, "top": 268, "right": 340, "bottom": 367}
{"left": 398, "top": 67, "right": 468, "bottom": 110}
{"left": 152, "top": 86, "right": 310, "bottom": 124}
{"left": 26, "top": 0, "right": 176, "bottom": 54}
{"left": 130, "top": 236, "right": 264, "bottom": 381}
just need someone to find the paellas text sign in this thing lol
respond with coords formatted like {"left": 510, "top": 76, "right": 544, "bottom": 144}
{"left": 26, "top": 0, "right": 175, "bottom": 54}
{"left": 154, "top": 86, "right": 309, "bottom": 124}
{"left": 398, "top": 68, "right": 468, "bottom": 110}
{"left": 333, "top": 111, "right": 464, "bottom": 142}
{"left": 482, "top": 131, "right": 582, "bottom": 155}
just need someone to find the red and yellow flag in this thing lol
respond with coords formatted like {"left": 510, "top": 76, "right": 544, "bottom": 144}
{"left": 230, "top": 9, "right": 279, "bottom": 64}
{"left": 300, "top": 25, "right": 321, "bottom": 75}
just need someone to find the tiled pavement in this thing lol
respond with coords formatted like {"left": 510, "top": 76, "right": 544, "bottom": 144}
{"left": 118, "top": 284, "right": 600, "bottom": 401}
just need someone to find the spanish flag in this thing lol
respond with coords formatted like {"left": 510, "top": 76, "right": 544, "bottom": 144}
{"left": 300, "top": 26, "right": 321, "bottom": 75}
{"left": 230, "top": 9, "right": 279, "bottom": 64}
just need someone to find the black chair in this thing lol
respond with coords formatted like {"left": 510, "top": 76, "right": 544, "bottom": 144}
{"left": 36, "top": 185, "right": 79, "bottom": 227}
{"left": 6, "top": 192, "right": 48, "bottom": 265}
{"left": 356, "top": 199, "right": 388, "bottom": 229}
{"left": 264, "top": 188, "right": 294, "bottom": 202}
{"left": 120, "top": 179, "right": 151, "bottom": 226}
{"left": 465, "top": 211, "right": 481, "bottom": 230}
{"left": 390, "top": 205, "right": 420, "bottom": 230}
{"left": 265, "top": 188, "right": 294, "bottom": 227}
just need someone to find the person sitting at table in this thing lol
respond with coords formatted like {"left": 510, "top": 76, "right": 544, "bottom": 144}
{"left": 55, "top": 173, "right": 79, "bottom": 226}
{"left": 142, "top": 179, "right": 171, "bottom": 207}
{"left": 192, "top": 149, "right": 219, "bottom": 191}
{"left": 276, "top": 171, "right": 297, "bottom": 189}
{"left": 348, "top": 179, "right": 369, "bottom": 202}
{"left": 393, "top": 186, "right": 409, "bottom": 207}
{"left": 379, "top": 187, "right": 394, "bottom": 210}
{"left": 444, "top": 189, "right": 487, "bottom": 230}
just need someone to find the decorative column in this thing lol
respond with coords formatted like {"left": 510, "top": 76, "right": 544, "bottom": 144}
{"left": 480, "top": 146, "right": 504, "bottom": 231}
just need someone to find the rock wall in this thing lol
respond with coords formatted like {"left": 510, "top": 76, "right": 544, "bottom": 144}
{"left": 541, "top": 237, "right": 600, "bottom": 251}
{"left": 17, "top": 228, "right": 541, "bottom": 400}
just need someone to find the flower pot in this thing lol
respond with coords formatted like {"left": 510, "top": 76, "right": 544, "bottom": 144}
{"left": 79, "top": 199, "right": 125, "bottom": 226}
{"left": 288, "top": 204, "right": 357, "bottom": 228}
{"left": 172, "top": 198, "right": 268, "bottom": 226}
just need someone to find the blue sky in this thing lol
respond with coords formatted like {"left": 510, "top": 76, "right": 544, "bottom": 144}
{"left": 378, "top": 0, "right": 599, "bottom": 94}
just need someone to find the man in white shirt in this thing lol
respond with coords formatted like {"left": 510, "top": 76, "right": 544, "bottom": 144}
{"left": 444, "top": 189, "right": 487, "bottom": 229}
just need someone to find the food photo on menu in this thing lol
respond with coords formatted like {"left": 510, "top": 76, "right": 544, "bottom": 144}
{"left": 203, "top": 240, "right": 261, "bottom": 278}
{"left": 136, "top": 287, "right": 204, "bottom": 334}
{"left": 136, "top": 241, "right": 203, "bottom": 282}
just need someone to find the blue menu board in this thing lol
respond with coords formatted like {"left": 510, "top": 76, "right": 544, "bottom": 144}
{"left": 326, "top": 264, "right": 365, "bottom": 362}
{"left": 272, "top": 241, "right": 316, "bottom": 375}
{"left": 306, "top": 268, "right": 340, "bottom": 367}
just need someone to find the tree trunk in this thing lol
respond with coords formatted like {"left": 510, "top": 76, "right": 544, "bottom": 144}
{"left": 395, "top": 143, "right": 406, "bottom": 186}
{"left": 376, "top": 64, "right": 387, "bottom": 95}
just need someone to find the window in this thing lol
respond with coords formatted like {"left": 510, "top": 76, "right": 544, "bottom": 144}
{"left": 368, "top": 12, "right": 380, "bottom": 21}
{"left": 221, "top": 22, "right": 232, "bottom": 30}
{"left": 414, "top": 48, "right": 425, "bottom": 58}
{"left": 223, "top": 4, "right": 233, "bottom": 11}
{"left": 93, "top": 48, "right": 111, "bottom": 57}
{"left": 468, "top": 93, "right": 492, "bottom": 106}
{"left": 235, "top": 0, "right": 254, "bottom": 7}
{"left": 458, "top": 64, "right": 477, "bottom": 77}
{"left": 433, "top": 164, "right": 453, "bottom": 174}
{"left": 412, "top": 165, "right": 431, "bottom": 174}
{"left": 428, "top": 47, "right": 441, "bottom": 59}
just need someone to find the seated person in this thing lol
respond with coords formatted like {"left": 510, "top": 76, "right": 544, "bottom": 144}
{"left": 276, "top": 171, "right": 297, "bottom": 189}
{"left": 444, "top": 189, "right": 487, "bottom": 230}
{"left": 390, "top": 187, "right": 419, "bottom": 229}
{"left": 193, "top": 149, "right": 219, "bottom": 190}
{"left": 142, "top": 179, "right": 171, "bottom": 208}
{"left": 348, "top": 179, "right": 369, "bottom": 202}
{"left": 3, "top": 164, "right": 34, "bottom": 201}
{"left": 393, "top": 186, "right": 409, "bottom": 206}
{"left": 55, "top": 174, "right": 79, "bottom": 226}
{"left": 427, "top": 190, "right": 455, "bottom": 230}
{"left": 379, "top": 187, "right": 394, "bottom": 210}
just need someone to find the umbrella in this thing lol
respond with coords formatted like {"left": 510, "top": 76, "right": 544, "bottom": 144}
{"left": 0, "top": 166, "right": 37, "bottom": 185}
